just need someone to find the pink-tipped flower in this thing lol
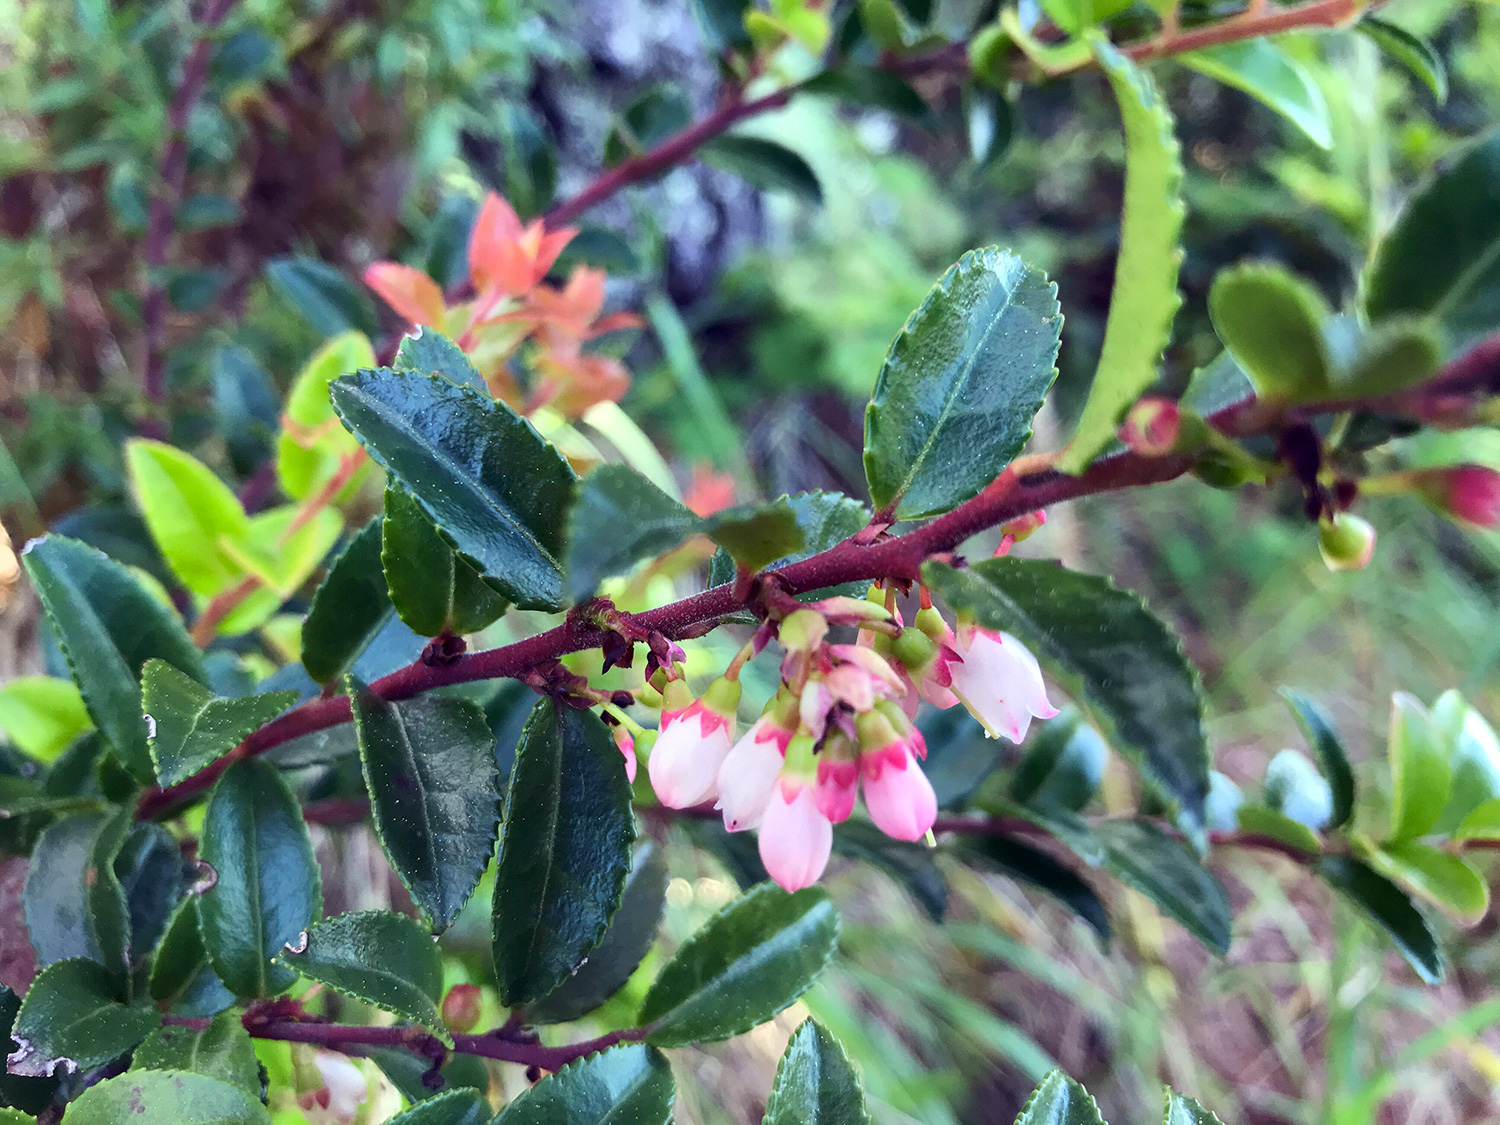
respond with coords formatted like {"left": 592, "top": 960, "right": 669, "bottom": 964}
{"left": 716, "top": 705, "right": 796, "bottom": 832}
{"left": 614, "top": 727, "right": 638, "bottom": 784}
{"left": 1120, "top": 398, "right": 1181, "bottom": 457}
{"left": 647, "top": 676, "right": 741, "bottom": 808}
{"left": 947, "top": 625, "right": 1058, "bottom": 743}
{"left": 758, "top": 776, "right": 833, "bottom": 892}
{"left": 297, "top": 1050, "right": 368, "bottom": 1125}
{"left": 814, "top": 730, "right": 859, "bottom": 824}
{"left": 858, "top": 706, "right": 935, "bottom": 841}
{"left": 1420, "top": 465, "right": 1500, "bottom": 527}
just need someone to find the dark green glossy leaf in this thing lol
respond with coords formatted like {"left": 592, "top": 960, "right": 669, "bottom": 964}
{"left": 24, "top": 814, "right": 106, "bottom": 966}
{"left": 387, "top": 1090, "right": 491, "bottom": 1125}
{"left": 1165, "top": 1090, "right": 1225, "bottom": 1125}
{"left": 701, "top": 135, "right": 823, "bottom": 203}
{"left": 1279, "top": 688, "right": 1354, "bottom": 829}
{"left": 117, "top": 823, "right": 184, "bottom": 964}
{"left": 492, "top": 1044, "right": 674, "bottom": 1125}
{"left": 302, "top": 519, "right": 394, "bottom": 684}
{"left": 1097, "top": 819, "right": 1231, "bottom": 953}
{"left": 490, "top": 102, "right": 557, "bottom": 218}
{"left": 703, "top": 498, "right": 805, "bottom": 573}
{"left": 212, "top": 346, "right": 279, "bottom": 472}
{"left": 83, "top": 804, "right": 132, "bottom": 974}
{"left": 1372, "top": 841, "right": 1489, "bottom": 922}
{"left": 966, "top": 85, "right": 1013, "bottom": 169}
{"left": 1060, "top": 38, "right": 1183, "bottom": 473}
{"left": 764, "top": 1019, "right": 869, "bottom": 1125}
{"left": 528, "top": 845, "right": 668, "bottom": 1025}
{"left": 1317, "top": 855, "right": 1442, "bottom": 983}
{"left": 566, "top": 465, "right": 699, "bottom": 600}
{"left": 832, "top": 820, "right": 946, "bottom": 921}
{"left": 1014, "top": 1070, "right": 1106, "bottom": 1125}
{"left": 990, "top": 796, "right": 1104, "bottom": 866}
{"left": 148, "top": 900, "right": 234, "bottom": 1017}
{"left": 141, "top": 660, "right": 297, "bottom": 787}
{"left": 330, "top": 367, "right": 575, "bottom": 611}
{"left": 1365, "top": 131, "right": 1500, "bottom": 349}
{"left": 129, "top": 1010, "right": 260, "bottom": 1093}
{"left": 21, "top": 535, "right": 205, "bottom": 781}
{"left": 1178, "top": 40, "right": 1332, "bottom": 148}
{"left": 708, "top": 492, "right": 871, "bottom": 617}
{"left": 605, "top": 85, "right": 692, "bottom": 166}
{"left": 367, "top": 1048, "right": 489, "bottom": 1106}
{"left": 197, "top": 759, "right": 321, "bottom": 998}
{"left": 278, "top": 910, "right": 448, "bottom": 1041}
{"left": 687, "top": 0, "right": 752, "bottom": 49}
{"left": 0, "top": 986, "right": 58, "bottom": 1114}
{"left": 492, "top": 701, "right": 634, "bottom": 1006}
{"left": 60, "top": 1069, "right": 272, "bottom": 1124}
{"left": 864, "top": 248, "right": 1061, "bottom": 518}
{"left": 638, "top": 883, "right": 838, "bottom": 1046}
{"left": 349, "top": 679, "right": 499, "bottom": 933}
{"left": 394, "top": 328, "right": 487, "bottom": 393}
{"left": 1008, "top": 708, "right": 1107, "bottom": 812}
{"left": 1358, "top": 17, "right": 1447, "bottom": 101}
{"left": 1208, "top": 262, "right": 1331, "bottom": 403}
{"left": 954, "top": 833, "right": 1110, "bottom": 941}
{"left": 1388, "top": 692, "right": 1450, "bottom": 841}
{"left": 265, "top": 255, "right": 376, "bottom": 337}
{"left": 382, "top": 486, "right": 508, "bottom": 637}
{"left": 923, "top": 558, "right": 1210, "bottom": 829}
{"left": 9, "top": 959, "right": 160, "bottom": 1077}
{"left": 803, "top": 66, "right": 928, "bottom": 118}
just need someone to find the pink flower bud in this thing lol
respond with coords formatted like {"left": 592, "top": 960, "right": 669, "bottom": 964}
{"left": 647, "top": 677, "right": 740, "bottom": 808}
{"left": 813, "top": 731, "right": 859, "bottom": 824}
{"left": 1317, "top": 512, "right": 1376, "bottom": 572}
{"left": 861, "top": 746, "right": 937, "bottom": 842}
{"left": 1120, "top": 398, "right": 1181, "bottom": 456}
{"left": 297, "top": 1050, "right": 367, "bottom": 1124}
{"left": 1423, "top": 465, "right": 1500, "bottom": 527}
{"left": 716, "top": 717, "right": 794, "bottom": 832}
{"left": 441, "top": 983, "right": 483, "bottom": 1033}
{"left": 614, "top": 727, "right": 637, "bottom": 784}
{"left": 758, "top": 779, "right": 833, "bottom": 892}
{"left": 947, "top": 625, "right": 1058, "bottom": 742}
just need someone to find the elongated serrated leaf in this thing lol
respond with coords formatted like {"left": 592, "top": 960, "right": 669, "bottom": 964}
{"left": 148, "top": 899, "right": 234, "bottom": 1017}
{"left": 923, "top": 558, "right": 1209, "bottom": 828}
{"left": 129, "top": 1010, "right": 260, "bottom": 1093}
{"left": 1279, "top": 688, "right": 1355, "bottom": 829}
{"left": 567, "top": 465, "right": 700, "bottom": 600}
{"left": 803, "top": 65, "right": 929, "bottom": 118}
{"left": 388, "top": 1090, "right": 491, "bottom": 1125}
{"left": 528, "top": 845, "right": 668, "bottom": 1025}
{"left": 116, "top": 822, "right": 185, "bottom": 962}
{"left": 1179, "top": 40, "right": 1332, "bottom": 148}
{"left": 9, "top": 959, "right": 160, "bottom": 1077}
{"left": 381, "top": 485, "right": 507, "bottom": 637}
{"left": 0, "top": 986, "right": 58, "bottom": 1114}
{"left": 0, "top": 677, "right": 92, "bottom": 761}
{"left": 349, "top": 679, "right": 498, "bottom": 933}
{"left": 1318, "top": 855, "right": 1443, "bottom": 982}
{"left": 21, "top": 535, "right": 204, "bottom": 781}
{"left": 703, "top": 497, "right": 805, "bottom": 572}
{"left": 277, "top": 332, "right": 376, "bottom": 503}
{"left": 1358, "top": 17, "right": 1447, "bottom": 101}
{"left": 142, "top": 660, "right": 297, "bottom": 787}
{"left": 1165, "top": 1090, "right": 1226, "bottom": 1125}
{"left": 1365, "top": 131, "right": 1500, "bottom": 350}
{"left": 60, "top": 1068, "right": 272, "bottom": 1124}
{"left": 266, "top": 255, "right": 376, "bottom": 337}
{"left": 764, "top": 1019, "right": 870, "bottom": 1125}
{"left": 1014, "top": 1070, "right": 1106, "bottom": 1125}
{"left": 1370, "top": 841, "right": 1488, "bottom": 923}
{"left": 864, "top": 248, "right": 1061, "bottom": 518}
{"left": 331, "top": 367, "right": 575, "bottom": 610}
{"left": 701, "top": 135, "right": 823, "bottom": 203}
{"left": 278, "top": 910, "right": 449, "bottom": 1042}
{"left": 492, "top": 701, "right": 634, "bottom": 1006}
{"left": 197, "top": 759, "right": 321, "bottom": 998}
{"left": 124, "top": 440, "right": 249, "bottom": 598}
{"left": 1388, "top": 692, "right": 1450, "bottom": 842}
{"left": 394, "top": 328, "right": 487, "bottom": 392}
{"left": 639, "top": 883, "right": 839, "bottom": 1046}
{"left": 83, "top": 804, "right": 132, "bottom": 973}
{"left": 1059, "top": 39, "right": 1183, "bottom": 473}
{"left": 493, "top": 1044, "right": 675, "bottom": 1125}
{"left": 24, "top": 813, "right": 106, "bottom": 966}
{"left": 1097, "top": 819, "right": 1232, "bottom": 953}
{"left": 954, "top": 833, "right": 1111, "bottom": 940}
{"left": 302, "top": 518, "right": 395, "bottom": 684}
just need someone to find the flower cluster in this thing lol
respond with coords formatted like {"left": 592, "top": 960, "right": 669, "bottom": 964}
{"left": 645, "top": 592, "right": 1058, "bottom": 892}
{"left": 363, "top": 193, "right": 640, "bottom": 418}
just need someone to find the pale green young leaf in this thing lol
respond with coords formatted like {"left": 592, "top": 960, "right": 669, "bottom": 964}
{"left": 125, "top": 439, "right": 249, "bottom": 598}
{"left": 277, "top": 331, "right": 377, "bottom": 502}
{"left": 1058, "top": 37, "right": 1183, "bottom": 474}
{"left": 1387, "top": 692, "right": 1451, "bottom": 842}
{"left": 0, "top": 676, "right": 92, "bottom": 761}
{"left": 1178, "top": 40, "right": 1332, "bottom": 149}
{"left": 1370, "top": 841, "right": 1488, "bottom": 923}
{"left": 1207, "top": 262, "right": 1331, "bottom": 403}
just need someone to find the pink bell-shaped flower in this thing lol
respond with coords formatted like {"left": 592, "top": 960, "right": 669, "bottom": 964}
{"left": 857, "top": 706, "right": 936, "bottom": 842}
{"left": 813, "top": 729, "right": 859, "bottom": 824}
{"left": 946, "top": 624, "right": 1057, "bottom": 743}
{"left": 716, "top": 703, "right": 796, "bottom": 832}
{"left": 758, "top": 776, "right": 833, "bottom": 892}
{"left": 613, "top": 726, "right": 638, "bottom": 784}
{"left": 647, "top": 676, "right": 741, "bottom": 808}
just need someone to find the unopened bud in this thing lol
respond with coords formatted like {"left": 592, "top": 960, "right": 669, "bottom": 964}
{"left": 1318, "top": 512, "right": 1376, "bottom": 572}
{"left": 808, "top": 595, "right": 893, "bottom": 626}
{"left": 1120, "top": 398, "right": 1181, "bottom": 456}
{"left": 778, "top": 608, "right": 828, "bottom": 653}
{"left": 998, "top": 509, "right": 1046, "bottom": 543}
{"left": 1416, "top": 465, "right": 1500, "bottom": 528}
{"left": 891, "top": 625, "right": 939, "bottom": 673}
{"left": 442, "top": 984, "right": 483, "bottom": 1033}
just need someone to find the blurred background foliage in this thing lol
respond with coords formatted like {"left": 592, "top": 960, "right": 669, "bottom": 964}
{"left": 2, "top": 0, "right": 1499, "bottom": 1122}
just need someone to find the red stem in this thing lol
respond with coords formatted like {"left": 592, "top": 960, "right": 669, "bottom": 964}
{"left": 136, "top": 331, "right": 1500, "bottom": 822}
